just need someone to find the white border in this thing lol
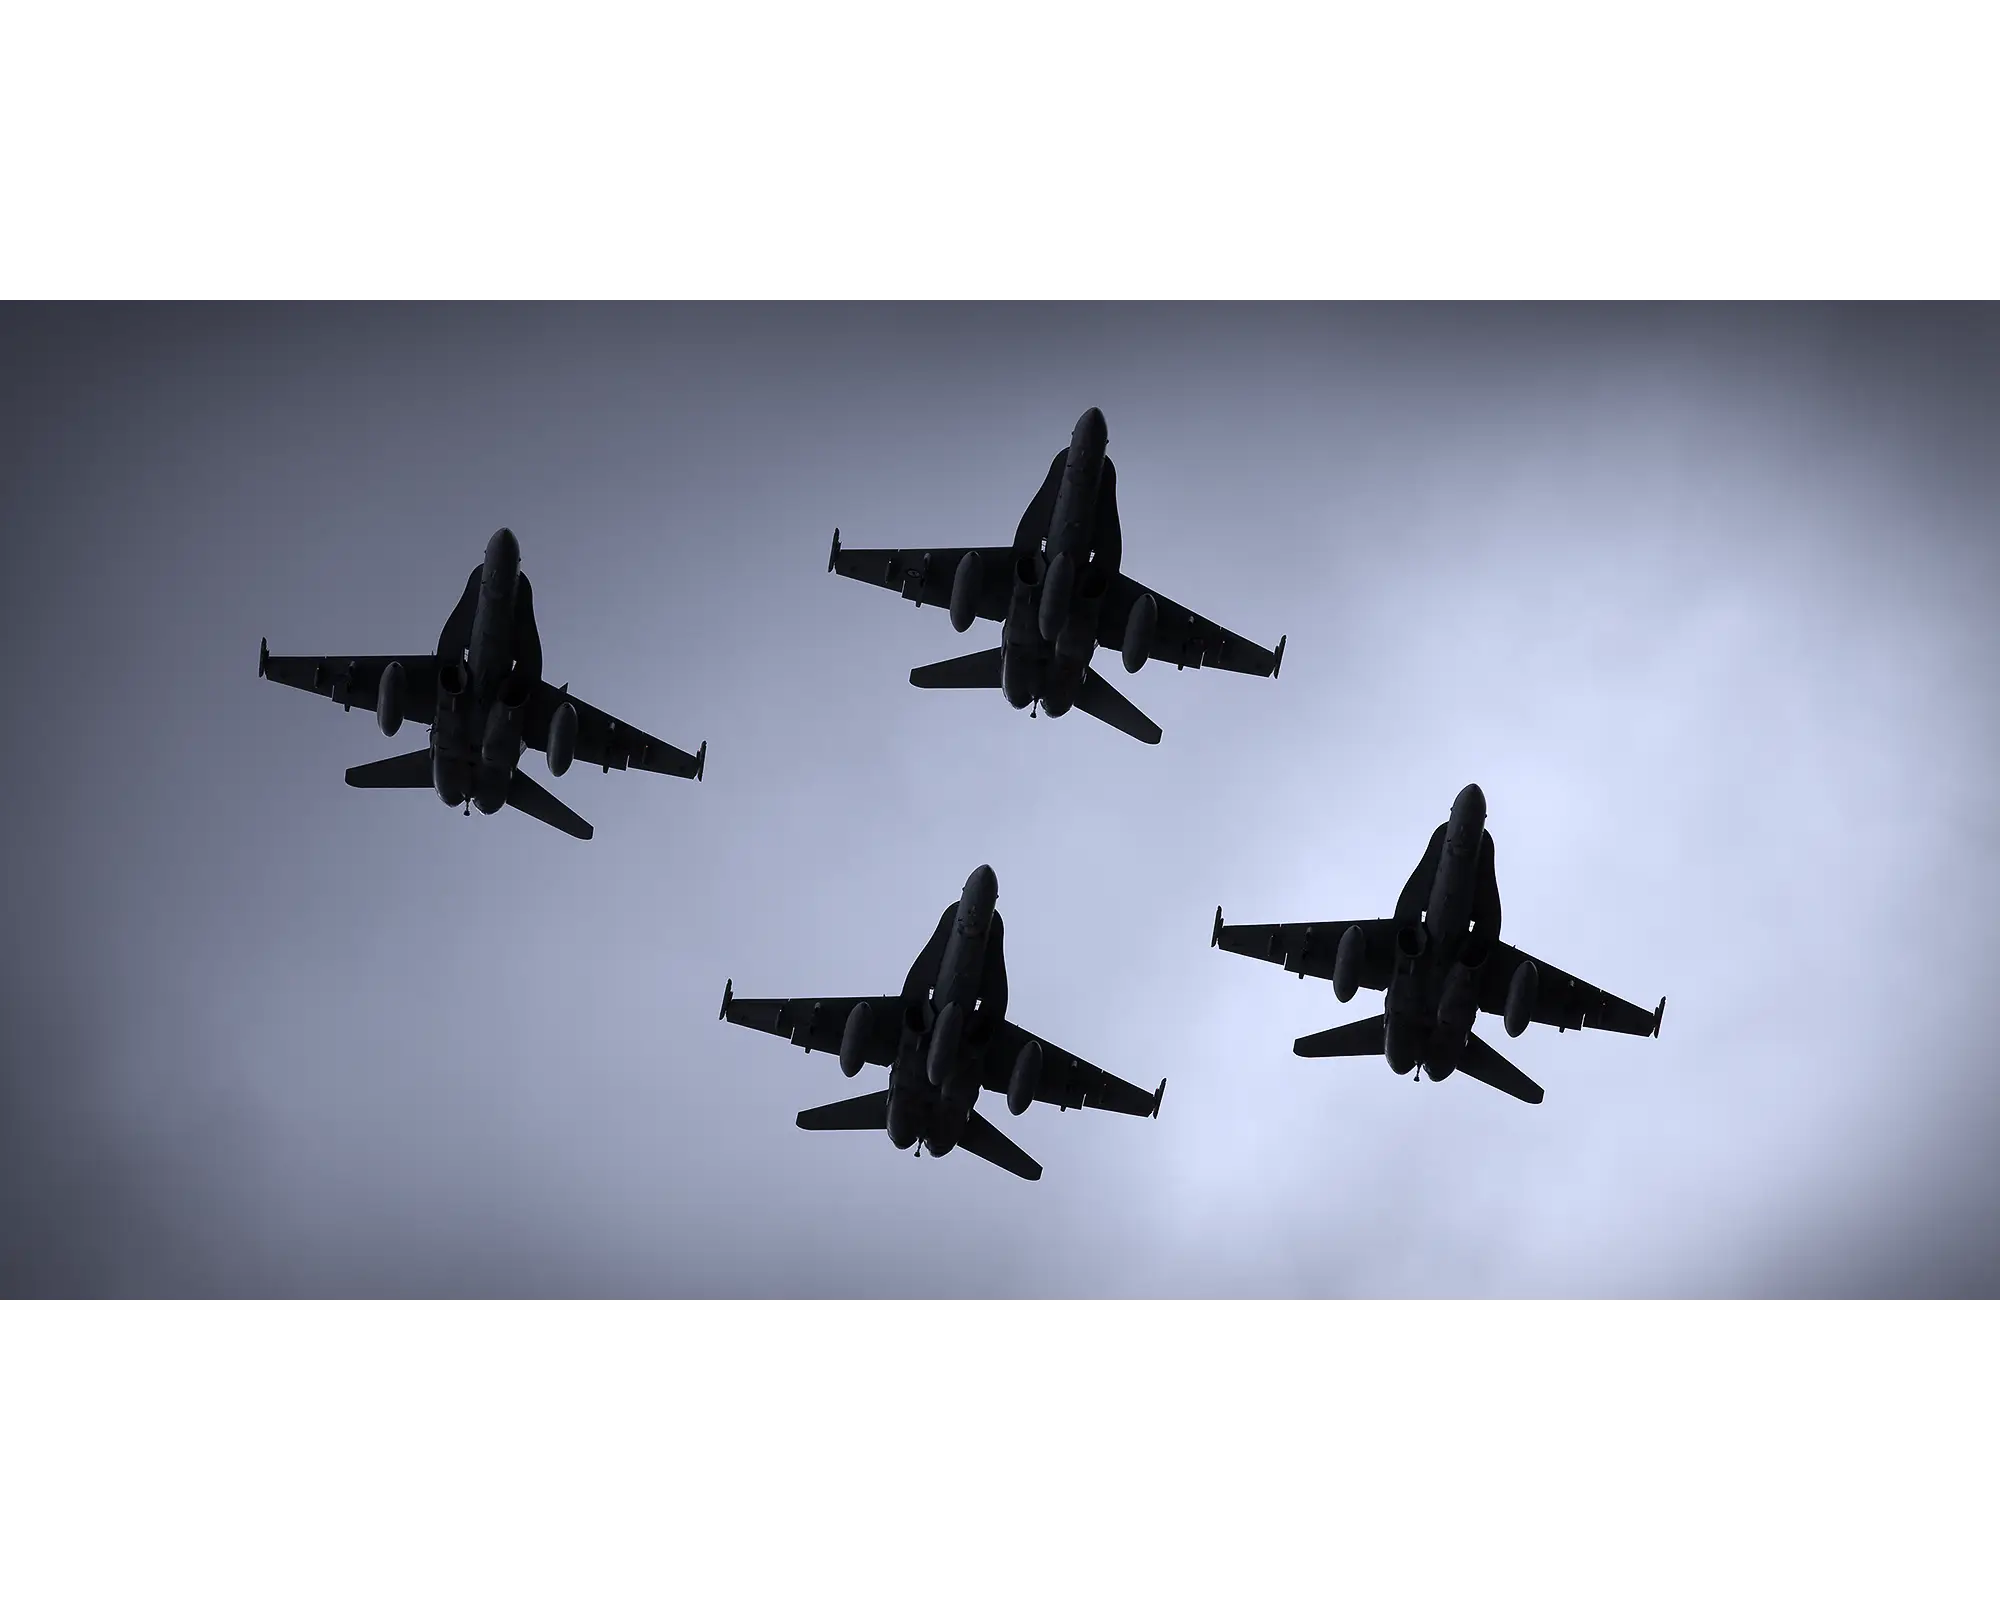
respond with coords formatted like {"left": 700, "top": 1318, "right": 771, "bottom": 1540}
{"left": 3, "top": 4, "right": 1994, "bottom": 297}
{"left": 3, "top": 1302, "right": 1996, "bottom": 1594}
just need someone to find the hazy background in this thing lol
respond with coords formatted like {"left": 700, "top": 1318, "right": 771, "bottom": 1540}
{"left": 2, "top": 302, "right": 1994, "bottom": 1296}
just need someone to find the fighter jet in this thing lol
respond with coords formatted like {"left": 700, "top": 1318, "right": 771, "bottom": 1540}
{"left": 720, "top": 864, "right": 1164, "bottom": 1180}
{"left": 1212, "top": 784, "right": 1664, "bottom": 1103}
{"left": 259, "top": 527, "right": 705, "bottom": 840}
{"left": 828, "top": 407, "right": 1286, "bottom": 745}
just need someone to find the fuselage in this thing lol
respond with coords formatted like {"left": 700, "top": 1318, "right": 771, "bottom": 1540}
{"left": 1000, "top": 408, "right": 1122, "bottom": 721}
{"left": 430, "top": 527, "right": 540, "bottom": 814}
{"left": 886, "top": 864, "right": 1007, "bottom": 1158}
{"left": 1385, "top": 784, "right": 1502, "bottom": 1079}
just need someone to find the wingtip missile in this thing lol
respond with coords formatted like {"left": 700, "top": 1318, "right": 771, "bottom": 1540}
{"left": 1211, "top": 906, "right": 1224, "bottom": 947}
{"left": 1652, "top": 997, "right": 1667, "bottom": 1038}
{"left": 719, "top": 978, "right": 733, "bottom": 1021}
{"left": 827, "top": 528, "right": 841, "bottom": 572}
{"left": 695, "top": 740, "right": 707, "bottom": 782}
{"left": 1271, "top": 634, "right": 1286, "bottom": 679}
{"left": 258, "top": 637, "right": 268, "bottom": 678}
{"left": 1152, "top": 1078, "right": 1167, "bottom": 1119}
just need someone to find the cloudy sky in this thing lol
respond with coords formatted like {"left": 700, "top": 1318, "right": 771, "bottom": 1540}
{"left": 2, "top": 302, "right": 1994, "bottom": 1296}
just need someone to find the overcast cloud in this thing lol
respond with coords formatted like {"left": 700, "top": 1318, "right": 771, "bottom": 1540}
{"left": 1, "top": 302, "right": 1994, "bottom": 1296}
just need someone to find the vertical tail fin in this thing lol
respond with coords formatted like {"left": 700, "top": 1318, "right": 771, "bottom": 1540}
{"left": 344, "top": 750, "right": 434, "bottom": 789}
{"left": 1293, "top": 1015, "right": 1388, "bottom": 1058}
{"left": 958, "top": 1111, "right": 1042, "bottom": 1180}
{"left": 909, "top": 648, "right": 1005, "bottom": 690}
{"left": 796, "top": 1090, "right": 891, "bottom": 1132}
{"left": 1457, "top": 1034, "right": 1545, "bottom": 1104}
{"left": 505, "top": 769, "right": 593, "bottom": 840}
{"left": 1072, "top": 671, "right": 1162, "bottom": 745}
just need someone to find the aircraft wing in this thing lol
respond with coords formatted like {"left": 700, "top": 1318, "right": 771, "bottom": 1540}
{"left": 1211, "top": 911, "right": 1398, "bottom": 992}
{"left": 525, "top": 684, "right": 705, "bottom": 780}
{"left": 828, "top": 533, "right": 1018, "bottom": 623}
{"left": 719, "top": 987, "right": 907, "bottom": 1064}
{"left": 258, "top": 645, "right": 440, "bottom": 725}
{"left": 980, "top": 1019, "right": 1162, "bottom": 1118}
{"left": 1476, "top": 941, "right": 1664, "bottom": 1037}
{"left": 1098, "top": 574, "right": 1285, "bottom": 677}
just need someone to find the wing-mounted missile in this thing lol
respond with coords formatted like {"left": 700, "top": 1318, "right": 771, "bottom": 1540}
{"left": 927, "top": 1001, "right": 964, "bottom": 1086}
{"left": 376, "top": 660, "right": 406, "bottom": 736}
{"left": 949, "top": 551, "right": 983, "bottom": 633}
{"left": 1121, "top": 591, "right": 1158, "bottom": 673}
{"left": 896, "top": 1004, "right": 928, "bottom": 1065}
{"left": 838, "top": 1002, "right": 873, "bottom": 1078}
{"left": 1504, "top": 960, "right": 1540, "bottom": 1038}
{"left": 1000, "top": 554, "right": 1044, "bottom": 709}
{"left": 719, "top": 978, "right": 733, "bottom": 1021}
{"left": 481, "top": 677, "right": 532, "bottom": 768}
{"left": 1151, "top": 1078, "right": 1166, "bottom": 1119}
{"left": 1039, "top": 550, "right": 1075, "bottom": 641}
{"left": 827, "top": 527, "right": 842, "bottom": 572}
{"left": 1429, "top": 942, "right": 1490, "bottom": 1077}
{"left": 1652, "top": 997, "right": 1667, "bottom": 1038}
{"left": 1003, "top": 554, "right": 1043, "bottom": 647}
{"left": 546, "top": 698, "right": 578, "bottom": 777}
{"left": 1007, "top": 1038, "right": 1042, "bottom": 1116}
{"left": 1385, "top": 1014, "right": 1421, "bottom": 1074}
{"left": 1394, "top": 922, "right": 1427, "bottom": 975}
{"left": 434, "top": 658, "right": 473, "bottom": 747}
{"left": 1332, "top": 924, "right": 1367, "bottom": 1003}
{"left": 1053, "top": 562, "right": 1110, "bottom": 672}
{"left": 887, "top": 1086, "right": 920, "bottom": 1149}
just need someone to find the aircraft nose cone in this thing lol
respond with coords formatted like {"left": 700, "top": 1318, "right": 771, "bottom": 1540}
{"left": 487, "top": 526, "right": 520, "bottom": 565}
{"left": 965, "top": 863, "right": 999, "bottom": 909}
{"left": 1072, "top": 407, "right": 1108, "bottom": 455}
{"left": 1451, "top": 783, "right": 1488, "bottom": 833}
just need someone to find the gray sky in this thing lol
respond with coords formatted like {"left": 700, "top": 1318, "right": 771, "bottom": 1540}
{"left": 2, "top": 302, "right": 1995, "bottom": 1296}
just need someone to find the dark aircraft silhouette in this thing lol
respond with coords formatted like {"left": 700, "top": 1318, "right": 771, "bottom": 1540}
{"left": 720, "top": 864, "right": 1164, "bottom": 1180}
{"left": 1212, "top": 784, "right": 1664, "bottom": 1103}
{"left": 828, "top": 407, "right": 1286, "bottom": 744}
{"left": 259, "top": 527, "right": 705, "bottom": 840}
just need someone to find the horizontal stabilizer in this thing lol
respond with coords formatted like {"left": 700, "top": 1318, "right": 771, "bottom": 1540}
{"left": 345, "top": 750, "right": 433, "bottom": 789}
{"left": 1295, "top": 1015, "right": 1388, "bottom": 1058}
{"left": 1458, "top": 1033, "right": 1544, "bottom": 1105}
{"left": 796, "top": 1090, "right": 891, "bottom": 1132}
{"left": 1073, "top": 671, "right": 1162, "bottom": 745}
{"left": 505, "top": 769, "right": 593, "bottom": 841}
{"left": 910, "top": 648, "right": 1004, "bottom": 691}
{"left": 958, "top": 1111, "right": 1042, "bottom": 1181}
